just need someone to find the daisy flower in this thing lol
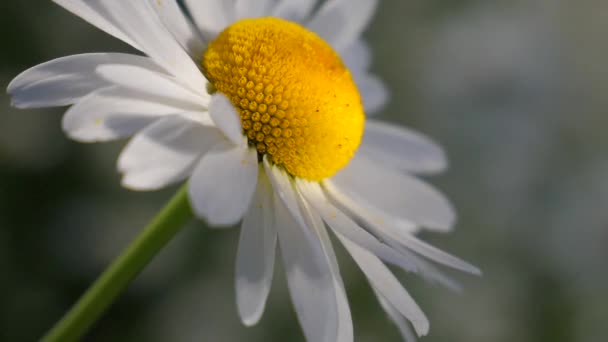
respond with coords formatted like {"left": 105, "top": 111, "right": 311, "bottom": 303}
{"left": 8, "top": 0, "right": 480, "bottom": 341}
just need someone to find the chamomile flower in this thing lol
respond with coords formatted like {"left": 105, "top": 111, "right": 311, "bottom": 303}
{"left": 7, "top": 1, "right": 480, "bottom": 341}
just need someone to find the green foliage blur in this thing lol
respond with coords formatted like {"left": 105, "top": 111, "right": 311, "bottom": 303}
{"left": 1, "top": 1, "right": 607, "bottom": 341}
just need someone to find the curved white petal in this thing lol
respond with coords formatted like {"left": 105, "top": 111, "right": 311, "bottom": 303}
{"left": 295, "top": 185, "right": 352, "bottom": 342}
{"left": 263, "top": 158, "right": 307, "bottom": 230}
{"left": 96, "top": 64, "right": 209, "bottom": 111}
{"left": 7, "top": 53, "right": 161, "bottom": 108}
{"left": 324, "top": 181, "right": 470, "bottom": 286}
{"left": 184, "top": 0, "right": 235, "bottom": 40}
{"left": 340, "top": 40, "right": 388, "bottom": 114}
{"left": 118, "top": 115, "right": 222, "bottom": 190}
{"left": 371, "top": 286, "right": 419, "bottom": 342}
{"left": 236, "top": 168, "right": 277, "bottom": 326}
{"left": 307, "top": 0, "right": 378, "bottom": 52}
{"left": 189, "top": 142, "right": 258, "bottom": 226}
{"left": 323, "top": 179, "right": 420, "bottom": 236}
{"left": 386, "top": 233, "right": 481, "bottom": 275}
{"left": 235, "top": 0, "right": 275, "bottom": 19}
{"left": 399, "top": 251, "right": 463, "bottom": 292}
{"left": 324, "top": 178, "right": 480, "bottom": 276}
{"left": 332, "top": 155, "right": 455, "bottom": 231}
{"left": 91, "top": 0, "right": 206, "bottom": 92}
{"left": 148, "top": 0, "right": 207, "bottom": 58}
{"left": 53, "top": 0, "right": 141, "bottom": 49}
{"left": 298, "top": 180, "right": 419, "bottom": 273}
{"left": 360, "top": 120, "right": 447, "bottom": 174}
{"left": 338, "top": 235, "right": 430, "bottom": 337}
{"left": 62, "top": 86, "right": 191, "bottom": 142}
{"left": 208, "top": 93, "right": 244, "bottom": 146}
{"left": 342, "top": 39, "right": 372, "bottom": 74}
{"left": 272, "top": 184, "right": 340, "bottom": 342}
{"left": 357, "top": 74, "right": 388, "bottom": 115}
{"left": 272, "top": 0, "right": 318, "bottom": 22}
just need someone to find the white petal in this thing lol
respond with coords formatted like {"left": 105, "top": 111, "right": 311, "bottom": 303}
{"left": 53, "top": 0, "right": 141, "bottom": 49}
{"left": 96, "top": 64, "right": 209, "bottom": 110}
{"left": 236, "top": 168, "right": 277, "bottom": 326}
{"left": 263, "top": 158, "right": 307, "bottom": 231}
{"left": 329, "top": 157, "right": 479, "bottom": 274}
{"left": 307, "top": 0, "right": 378, "bottom": 52}
{"left": 7, "top": 53, "right": 161, "bottom": 108}
{"left": 323, "top": 179, "right": 420, "bottom": 236}
{"left": 295, "top": 186, "right": 353, "bottom": 342}
{"left": 272, "top": 0, "right": 318, "bottom": 22}
{"left": 341, "top": 40, "right": 372, "bottom": 73}
{"left": 324, "top": 178, "right": 480, "bottom": 276}
{"left": 93, "top": 0, "right": 206, "bottom": 92}
{"left": 332, "top": 155, "right": 455, "bottom": 231}
{"left": 338, "top": 235, "right": 430, "bottom": 337}
{"left": 322, "top": 182, "right": 467, "bottom": 286}
{"left": 371, "top": 286, "right": 419, "bottom": 342}
{"left": 189, "top": 143, "right": 258, "bottom": 226}
{"left": 339, "top": 40, "right": 388, "bottom": 114}
{"left": 272, "top": 188, "right": 339, "bottom": 342}
{"left": 184, "top": 0, "right": 235, "bottom": 40}
{"left": 385, "top": 233, "right": 481, "bottom": 275}
{"left": 62, "top": 86, "right": 191, "bottom": 142}
{"left": 118, "top": 115, "right": 221, "bottom": 191}
{"left": 235, "top": 0, "right": 275, "bottom": 18}
{"left": 208, "top": 94, "right": 244, "bottom": 146}
{"left": 298, "top": 180, "right": 419, "bottom": 273}
{"left": 399, "top": 252, "right": 463, "bottom": 292}
{"left": 148, "top": 0, "right": 207, "bottom": 58}
{"left": 360, "top": 119, "right": 447, "bottom": 174}
{"left": 357, "top": 74, "right": 388, "bottom": 115}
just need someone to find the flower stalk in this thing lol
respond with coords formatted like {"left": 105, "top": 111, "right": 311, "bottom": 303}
{"left": 43, "top": 184, "right": 192, "bottom": 342}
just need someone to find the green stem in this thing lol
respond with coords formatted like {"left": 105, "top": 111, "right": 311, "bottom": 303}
{"left": 43, "top": 185, "right": 193, "bottom": 342}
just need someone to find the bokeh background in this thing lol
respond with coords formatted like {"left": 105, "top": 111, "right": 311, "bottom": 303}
{"left": 1, "top": 1, "right": 607, "bottom": 341}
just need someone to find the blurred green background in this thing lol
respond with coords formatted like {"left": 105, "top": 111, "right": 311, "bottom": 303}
{"left": 1, "top": 1, "right": 607, "bottom": 341}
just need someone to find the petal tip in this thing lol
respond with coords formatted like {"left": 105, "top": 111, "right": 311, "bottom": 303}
{"left": 208, "top": 93, "right": 243, "bottom": 146}
{"left": 238, "top": 306, "right": 264, "bottom": 328}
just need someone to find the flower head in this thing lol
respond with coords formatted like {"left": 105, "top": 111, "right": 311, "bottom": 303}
{"left": 8, "top": 1, "right": 479, "bottom": 341}
{"left": 203, "top": 17, "right": 364, "bottom": 180}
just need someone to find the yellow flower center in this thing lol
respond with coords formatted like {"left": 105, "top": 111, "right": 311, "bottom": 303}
{"left": 202, "top": 17, "right": 364, "bottom": 181}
